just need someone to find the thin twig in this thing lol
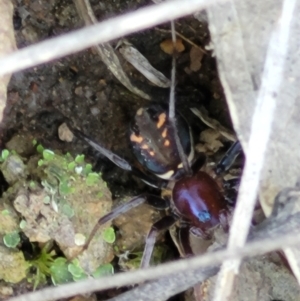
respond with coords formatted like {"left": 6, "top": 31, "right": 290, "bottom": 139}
{"left": 213, "top": 0, "right": 297, "bottom": 299}
{"left": 0, "top": 0, "right": 226, "bottom": 77}
{"left": 8, "top": 222, "right": 300, "bottom": 301}
{"left": 168, "top": 21, "right": 191, "bottom": 175}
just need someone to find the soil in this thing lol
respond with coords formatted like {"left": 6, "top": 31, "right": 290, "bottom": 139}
{"left": 1, "top": 0, "right": 233, "bottom": 300}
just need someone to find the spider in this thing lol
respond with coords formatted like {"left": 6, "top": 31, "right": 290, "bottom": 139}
{"left": 70, "top": 100, "right": 241, "bottom": 268}
{"left": 69, "top": 21, "right": 241, "bottom": 268}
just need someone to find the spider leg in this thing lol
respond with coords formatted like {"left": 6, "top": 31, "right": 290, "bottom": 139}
{"left": 191, "top": 152, "right": 207, "bottom": 174}
{"left": 223, "top": 177, "right": 240, "bottom": 205}
{"left": 215, "top": 140, "right": 242, "bottom": 175}
{"left": 71, "top": 126, "right": 132, "bottom": 171}
{"left": 70, "top": 126, "right": 167, "bottom": 188}
{"left": 177, "top": 227, "right": 193, "bottom": 257}
{"left": 83, "top": 194, "right": 169, "bottom": 254}
{"left": 82, "top": 195, "right": 145, "bottom": 253}
{"left": 140, "top": 215, "right": 177, "bottom": 269}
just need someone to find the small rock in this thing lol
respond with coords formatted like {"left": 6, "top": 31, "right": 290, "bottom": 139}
{"left": 21, "top": 25, "right": 39, "bottom": 43}
{"left": 5, "top": 134, "right": 35, "bottom": 157}
{"left": 74, "top": 86, "right": 83, "bottom": 96}
{"left": 2, "top": 155, "right": 27, "bottom": 184}
{"left": 0, "top": 284, "right": 13, "bottom": 297}
{"left": 189, "top": 46, "right": 204, "bottom": 72}
{"left": 90, "top": 106, "right": 100, "bottom": 116}
{"left": 58, "top": 123, "right": 74, "bottom": 142}
{"left": 98, "top": 79, "right": 107, "bottom": 87}
{"left": 0, "top": 245, "right": 29, "bottom": 283}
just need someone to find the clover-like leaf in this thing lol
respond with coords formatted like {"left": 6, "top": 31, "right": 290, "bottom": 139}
{"left": 67, "top": 162, "right": 76, "bottom": 170}
{"left": 86, "top": 172, "right": 100, "bottom": 186}
{"left": 75, "top": 154, "right": 85, "bottom": 164}
{"left": 61, "top": 203, "right": 74, "bottom": 218}
{"left": 92, "top": 263, "right": 114, "bottom": 278}
{"left": 36, "top": 144, "right": 44, "bottom": 153}
{"left": 1, "top": 149, "right": 10, "bottom": 161}
{"left": 50, "top": 258, "right": 73, "bottom": 285}
{"left": 3, "top": 232, "right": 20, "bottom": 248}
{"left": 103, "top": 227, "right": 116, "bottom": 244}
{"left": 68, "top": 260, "right": 87, "bottom": 280}
{"left": 43, "top": 149, "right": 55, "bottom": 161}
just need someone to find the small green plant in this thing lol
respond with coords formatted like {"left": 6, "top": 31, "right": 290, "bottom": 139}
{"left": 1, "top": 209, "right": 10, "bottom": 216}
{"left": 103, "top": 227, "right": 116, "bottom": 244}
{"left": 29, "top": 243, "right": 56, "bottom": 289}
{"left": 92, "top": 263, "right": 114, "bottom": 278}
{"left": 118, "top": 245, "right": 169, "bottom": 270}
{"left": 36, "top": 144, "right": 44, "bottom": 153}
{"left": 0, "top": 148, "right": 10, "bottom": 162}
{"left": 29, "top": 244, "right": 114, "bottom": 289}
{"left": 85, "top": 172, "right": 100, "bottom": 186}
{"left": 3, "top": 231, "right": 20, "bottom": 248}
{"left": 75, "top": 154, "right": 85, "bottom": 163}
{"left": 18, "top": 141, "right": 113, "bottom": 287}
{"left": 30, "top": 250, "right": 74, "bottom": 288}
{"left": 38, "top": 159, "right": 44, "bottom": 166}
{"left": 67, "top": 161, "right": 76, "bottom": 170}
{"left": 1, "top": 149, "right": 10, "bottom": 161}
{"left": 43, "top": 149, "right": 55, "bottom": 161}
{"left": 50, "top": 258, "right": 73, "bottom": 285}
{"left": 19, "top": 220, "right": 27, "bottom": 229}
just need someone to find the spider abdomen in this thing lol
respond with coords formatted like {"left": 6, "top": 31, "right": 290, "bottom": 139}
{"left": 130, "top": 104, "right": 194, "bottom": 180}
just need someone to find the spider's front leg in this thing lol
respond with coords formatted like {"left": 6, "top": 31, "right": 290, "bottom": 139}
{"left": 80, "top": 193, "right": 170, "bottom": 256}
{"left": 70, "top": 125, "right": 167, "bottom": 188}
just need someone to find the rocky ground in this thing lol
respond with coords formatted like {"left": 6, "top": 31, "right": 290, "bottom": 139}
{"left": 1, "top": 1, "right": 297, "bottom": 301}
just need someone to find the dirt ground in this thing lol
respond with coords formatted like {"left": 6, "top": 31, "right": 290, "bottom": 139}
{"left": 1, "top": 0, "right": 235, "bottom": 300}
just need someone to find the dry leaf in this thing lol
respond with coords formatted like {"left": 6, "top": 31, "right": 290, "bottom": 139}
{"left": 119, "top": 43, "right": 170, "bottom": 88}
{"left": 190, "top": 46, "right": 204, "bottom": 72}
{"left": 160, "top": 38, "right": 185, "bottom": 55}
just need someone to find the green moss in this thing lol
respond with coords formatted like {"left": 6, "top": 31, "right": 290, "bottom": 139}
{"left": 0, "top": 245, "right": 29, "bottom": 283}
{"left": 1, "top": 140, "right": 113, "bottom": 285}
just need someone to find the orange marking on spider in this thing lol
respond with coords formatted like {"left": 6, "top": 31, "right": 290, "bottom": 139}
{"left": 141, "top": 144, "right": 149, "bottom": 150}
{"left": 136, "top": 108, "right": 143, "bottom": 116}
{"left": 157, "top": 113, "right": 166, "bottom": 129}
{"left": 130, "top": 133, "right": 143, "bottom": 143}
{"left": 162, "top": 128, "right": 167, "bottom": 138}
{"left": 149, "top": 151, "right": 155, "bottom": 156}
{"left": 164, "top": 140, "right": 170, "bottom": 147}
